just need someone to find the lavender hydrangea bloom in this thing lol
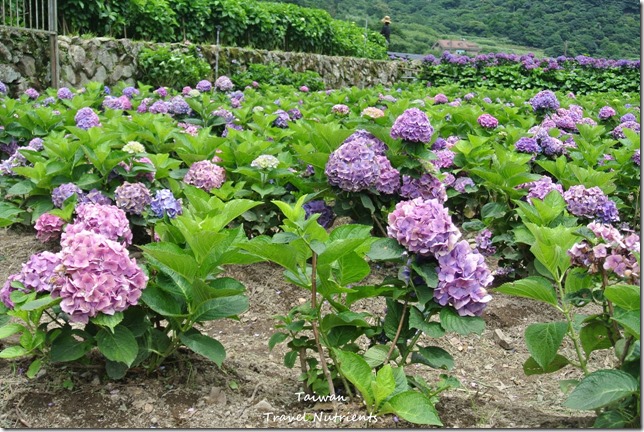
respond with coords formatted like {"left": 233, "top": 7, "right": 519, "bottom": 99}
{"left": 541, "top": 137, "right": 565, "bottom": 156}
{"left": 400, "top": 174, "right": 447, "bottom": 202}
{"left": 564, "top": 185, "right": 619, "bottom": 223}
{"left": 288, "top": 108, "right": 303, "bottom": 121}
{"left": 214, "top": 76, "right": 234, "bottom": 92}
{"left": 332, "top": 104, "right": 350, "bottom": 115}
{"left": 154, "top": 87, "right": 168, "bottom": 98}
{"left": 482, "top": 97, "right": 492, "bottom": 104}
{"left": 433, "top": 94, "right": 448, "bottom": 104}
{"left": 50, "top": 230, "right": 148, "bottom": 324}
{"left": 475, "top": 229, "right": 496, "bottom": 256}
{"left": 42, "top": 96, "right": 56, "bottom": 106}
{"left": 598, "top": 106, "right": 616, "bottom": 120}
{"left": 19, "top": 251, "right": 61, "bottom": 293}
{"left": 148, "top": 100, "right": 170, "bottom": 114}
{"left": 529, "top": 90, "right": 560, "bottom": 112}
{"left": 514, "top": 137, "right": 541, "bottom": 153}
{"left": 114, "top": 182, "right": 152, "bottom": 215}
{"left": 523, "top": 176, "right": 564, "bottom": 203}
{"left": 122, "top": 87, "right": 140, "bottom": 98}
{"left": 0, "top": 274, "right": 21, "bottom": 308}
{"left": 432, "top": 149, "right": 455, "bottom": 169}
{"left": 34, "top": 213, "right": 66, "bottom": 243}
{"left": 196, "top": 80, "right": 212, "bottom": 92}
{"left": 169, "top": 96, "right": 192, "bottom": 115}
{"left": 0, "top": 81, "right": 7, "bottom": 94}
{"left": 464, "top": 93, "right": 475, "bottom": 101}
{"left": 633, "top": 149, "right": 640, "bottom": 166}
{"left": 183, "top": 160, "right": 226, "bottom": 191}
{"left": 222, "top": 123, "right": 243, "bottom": 137}
{"left": 612, "top": 121, "right": 640, "bottom": 139}
{"left": 303, "top": 200, "right": 336, "bottom": 229}
{"left": 28, "top": 138, "right": 44, "bottom": 151}
{"left": 390, "top": 108, "right": 434, "bottom": 143}
{"left": 103, "top": 95, "right": 132, "bottom": 110}
{"left": 150, "top": 189, "right": 183, "bottom": 219}
{"left": 374, "top": 156, "right": 400, "bottom": 194}
{"left": 52, "top": 183, "right": 84, "bottom": 207}
{"left": 74, "top": 107, "right": 101, "bottom": 129}
{"left": 78, "top": 189, "right": 113, "bottom": 206}
{"left": 620, "top": 113, "right": 637, "bottom": 123}
{"left": 212, "top": 108, "right": 235, "bottom": 123}
{"left": 62, "top": 203, "right": 133, "bottom": 246}
{"left": 477, "top": 113, "right": 499, "bottom": 129}
{"left": 345, "top": 130, "right": 388, "bottom": 155}
{"left": 434, "top": 240, "right": 493, "bottom": 316}
{"left": 25, "top": 88, "right": 39, "bottom": 99}
{"left": 272, "top": 110, "right": 290, "bottom": 128}
{"left": 325, "top": 140, "right": 380, "bottom": 192}
{"left": 452, "top": 177, "right": 475, "bottom": 193}
{"left": 387, "top": 197, "right": 461, "bottom": 257}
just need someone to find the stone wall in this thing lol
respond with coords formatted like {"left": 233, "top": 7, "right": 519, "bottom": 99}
{"left": 0, "top": 29, "right": 420, "bottom": 93}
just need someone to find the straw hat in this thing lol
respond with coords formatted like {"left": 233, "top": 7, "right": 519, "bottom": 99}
{"left": 381, "top": 16, "right": 391, "bottom": 24}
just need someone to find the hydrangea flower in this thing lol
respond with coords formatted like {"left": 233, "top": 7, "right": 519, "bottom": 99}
{"left": 434, "top": 240, "right": 493, "bottom": 316}
{"left": 477, "top": 113, "right": 499, "bottom": 129}
{"left": 251, "top": 154, "right": 280, "bottom": 170}
{"left": 178, "top": 122, "right": 200, "bottom": 136}
{"left": 344, "top": 130, "right": 388, "bottom": 155}
{"left": 196, "top": 80, "right": 212, "bottom": 92}
{"left": 452, "top": 177, "right": 474, "bottom": 193}
{"left": 150, "top": 189, "right": 183, "bottom": 219}
{"left": 28, "top": 138, "right": 44, "bottom": 151}
{"left": 433, "top": 93, "right": 448, "bottom": 104}
{"left": 400, "top": 174, "right": 447, "bottom": 202}
{"left": 475, "top": 229, "right": 496, "bottom": 256}
{"left": 137, "top": 98, "right": 151, "bottom": 113}
{"left": 332, "top": 104, "right": 350, "bottom": 115}
{"left": 103, "top": 95, "right": 132, "bottom": 110}
{"left": 272, "top": 110, "right": 290, "bottom": 128}
{"left": 25, "top": 88, "right": 39, "bottom": 99}
{"left": 74, "top": 107, "right": 101, "bottom": 129}
{"left": 361, "top": 107, "right": 385, "bottom": 119}
{"left": 182, "top": 86, "right": 192, "bottom": 95}
{"left": 114, "top": 182, "right": 151, "bottom": 215}
{"left": 34, "top": 213, "right": 66, "bottom": 243}
{"left": 78, "top": 189, "right": 113, "bottom": 206}
{"left": 620, "top": 113, "right": 637, "bottom": 123}
{"left": 390, "top": 108, "right": 434, "bottom": 143}
{"left": 19, "top": 251, "right": 61, "bottom": 293}
{"left": 42, "top": 96, "right": 56, "bottom": 106}
{"left": 564, "top": 185, "right": 619, "bottom": 223}
{"left": 52, "top": 183, "right": 84, "bottom": 207}
{"left": 514, "top": 137, "right": 541, "bottom": 153}
{"left": 212, "top": 108, "right": 235, "bottom": 123}
{"left": 303, "top": 200, "right": 335, "bottom": 229}
{"left": 540, "top": 137, "right": 565, "bottom": 156}
{"left": 432, "top": 149, "right": 455, "bottom": 169}
{"left": 611, "top": 121, "right": 640, "bottom": 139}
{"left": 288, "top": 108, "right": 303, "bottom": 121}
{"left": 184, "top": 160, "right": 226, "bottom": 191}
{"left": 464, "top": 93, "right": 475, "bottom": 101}
{"left": 379, "top": 94, "right": 397, "bottom": 103}
{"left": 214, "top": 76, "right": 234, "bottom": 92}
{"left": 0, "top": 81, "right": 7, "bottom": 94}
{"left": 299, "top": 85, "right": 309, "bottom": 92}
{"left": 169, "top": 96, "right": 192, "bottom": 116}
{"left": 62, "top": 203, "right": 133, "bottom": 246}
{"left": 122, "top": 86, "right": 140, "bottom": 98}
{"left": 154, "top": 87, "right": 168, "bottom": 98}
{"left": 222, "top": 123, "right": 243, "bottom": 137}
{"left": 529, "top": 90, "right": 560, "bottom": 111}
{"left": 123, "top": 141, "right": 145, "bottom": 154}
{"left": 50, "top": 230, "right": 148, "bottom": 324}
{"left": 374, "top": 156, "right": 400, "bottom": 194}
{"left": 522, "top": 176, "right": 564, "bottom": 203}
{"left": 598, "top": 106, "right": 616, "bottom": 120}
{"left": 325, "top": 139, "right": 380, "bottom": 192}
{"left": 387, "top": 197, "right": 461, "bottom": 257}
{"left": 1, "top": 274, "right": 22, "bottom": 308}
{"left": 148, "top": 100, "right": 170, "bottom": 114}
{"left": 633, "top": 149, "right": 640, "bottom": 166}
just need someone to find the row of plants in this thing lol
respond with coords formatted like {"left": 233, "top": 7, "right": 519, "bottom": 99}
{"left": 0, "top": 77, "right": 640, "bottom": 426}
{"left": 53, "top": 0, "right": 387, "bottom": 59}
{"left": 420, "top": 52, "right": 640, "bottom": 94}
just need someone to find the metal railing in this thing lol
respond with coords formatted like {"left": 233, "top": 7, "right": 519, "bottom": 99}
{"left": 1, "top": 0, "right": 59, "bottom": 88}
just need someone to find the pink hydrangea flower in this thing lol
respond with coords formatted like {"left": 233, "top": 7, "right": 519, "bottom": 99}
{"left": 34, "top": 213, "right": 66, "bottom": 243}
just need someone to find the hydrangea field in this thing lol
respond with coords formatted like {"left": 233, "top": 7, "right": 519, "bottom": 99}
{"left": 0, "top": 75, "right": 640, "bottom": 427}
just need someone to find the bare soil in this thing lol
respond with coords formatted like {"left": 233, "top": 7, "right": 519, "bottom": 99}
{"left": 0, "top": 228, "right": 601, "bottom": 428}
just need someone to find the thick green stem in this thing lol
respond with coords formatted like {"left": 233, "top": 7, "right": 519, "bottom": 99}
{"left": 557, "top": 279, "right": 589, "bottom": 375}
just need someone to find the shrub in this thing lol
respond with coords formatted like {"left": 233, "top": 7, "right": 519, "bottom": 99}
{"left": 137, "top": 46, "right": 212, "bottom": 90}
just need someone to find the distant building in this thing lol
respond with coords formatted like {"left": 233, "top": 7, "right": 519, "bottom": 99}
{"left": 431, "top": 39, "right": 481, "bottom": 55}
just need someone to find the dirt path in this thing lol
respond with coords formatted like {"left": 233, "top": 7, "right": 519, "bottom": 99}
{"left": 0, "top": 229, "right": 599, "bottom": 428}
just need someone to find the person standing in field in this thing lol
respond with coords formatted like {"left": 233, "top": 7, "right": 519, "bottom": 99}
{"left": 380, "top": 16, "right": 391, "bottom": 45}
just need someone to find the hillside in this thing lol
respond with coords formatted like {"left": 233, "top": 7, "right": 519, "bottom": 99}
{"left": 262, "top": 0, "right": 640, "bottom": 59}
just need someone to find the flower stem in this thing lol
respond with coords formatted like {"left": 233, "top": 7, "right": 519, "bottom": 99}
{"left": 310, "top": 252, "right": 335, "bottom": 398}
{"left": 385, "top": 300, "right": 408, "bottom": 365}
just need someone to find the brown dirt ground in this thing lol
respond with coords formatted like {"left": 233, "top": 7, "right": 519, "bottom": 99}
{"left": 0, "top": 227, "right": 604, "bottom": 428}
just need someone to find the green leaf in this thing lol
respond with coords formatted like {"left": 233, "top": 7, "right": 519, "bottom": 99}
{"left": 140, "top": 242, "right": 199, "bottom": 283}
{"left": 0, "top": 346, "right": 28, "bottom": 358}
{"left": 579, "top": 322, "right": 613, "bottom": 356}
{"left": 481, "top": 202, "right": 507, "bottom": 219}
{"left": 611, "top": 308, "right": 640, "bottom": 339}
{"left": 334, "top": 349, "right": 374, "bottom": 407}
{"left": 496, "top": 276, "right": 558, "bottom": 306}
{"left": 105, "top": 360, "right": 129, "bottom": 380}
{"left": 523, "top": 354, "right": 569, "bottom": 375}
{"left": 179, "top": 331, "right": 226, "bottom": 367}
{"left": 411, "top": 346, "right": 454, "bottom": 370}
{"left": 363, "top": 345, "right": 390, "bottom": 368}
{"left": 91, "top": 312, "right": 124, "bottom": 332}
{"left": 564, "top": 369, "right": 639, "bottom": 410}
{"left": 317, "top": 238, "right": 368, "bottom": 267}
{"left": 20, "top": 294, "right": 61, "bottom": 311}
{"left": 191, "top": 295, "right": 249, "bottom": 322}
{"left": 96, "top": 326, "right": 138, "bottom": 367}
{"left": 593, "top": 410, "right": 629, "bottom": 429}
{"left": 0, "top": 323, "right": 25, "bottom": 339}
{"left": 367, "top": 238, "right": 405, "bottom": 261}
{"left": 26, "top": 358, "right": 42, "bottom": 379}
{"left": 335, "top": 253, "right": 370, "bottom": 286}
{"left": 50, "top": 331, "right": 93, "bottom": 363}
{"left": 268, "top": 332, "right": 288, "bottom": 351}
{"left": 409, "top": 307, "right": 445, "bottom": 338}
{"left": 284, "top": 350, "right": 298, "bottom": 368}
{"left": 386, "top": 391, "right": 442, "bottom": 425}
{"left": 439, "top": 308, "right": 485, "bottom": 335}
{"left": 411, "top": 263, "right": 438, "bottom": 288}
{"left": 564, "top": 268, "right": 593, "bottom": 294}
{"left": 140, "top": 284, "right": 186, "bottom": 317}
{"left": 373, "top": 365, "right": 396, "bottom": 407}
{"left": 524, "top": 322, "right": 568, "bottom": 369}
{"left": 604, "top": 285, "right": 640, "bottom": 311}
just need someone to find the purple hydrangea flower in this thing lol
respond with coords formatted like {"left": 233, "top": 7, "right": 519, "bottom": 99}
{"left": 598, "top": 106, "right": 616, "bottom": 120}
{"left": 182, "top": 86, "right": 192, "bottom": 95}
{"left": 529, "top": 90, "right": 560, "bottom": 112}
{"left": 169, "top": 96, "right": 192, "bottom": 116}
{"left": 564, "top": 185, "right": 619, "bottom": 223}
{"left": 62, "top": 203, "right": 133, "bottom": 246}
{"left": 19, "top": 251, "right": 61, "bottom": 293}
{"left": 183, "top": 160, "right": 226, "bottom": 191}
{"left": 452, "top": 177, "right": 475, "bottom": 193}
{"left": 345, "top": 130, "right": 388, "bottom": 155}
{"left": 34, "top": 213, "right": 66, "bottom": 243}
{"left": 50, "top": 230, "right": 148, "bottom": 324}
{"left": 150, "top": 189, "right": 183, "bottom": 219}
{"left": 633, "top": 149, "right": 640, "bottom": 166}
{"left": 42, "top": 97, "right": 56, "bottom": 106}
{"left": 1, "top": 274, "right": 21, "bottom": 308}
{"left": 303, "top": 200, "right": 336, "bottom": 229}
{"left": 541, "top": 137, "right": 565, "bottom": 156}
{"left": 299, "top": 85, "right": 309, "bottom": 92}
{"left": 214, "top": 76, "right": 234, "bottom": 92}
{"left": 612, "top": 121, "right": 640, "bottom": 139}
{"left": 514, "top": 137, "right": 541, "bottom": 153}
{"left": 477, "top": 113, "right": 499, "bottom": 129}
{"left": 475, "top": 229, "right": 496, "bottom": 256}
{"left": 522, "top": 176, "right": 564, "bottom": 203}
{"left": 28, "top": 138, "right": 44, "bottom": 151}
{"left": 74, "top": 107, "right": 101, "bottom": 129}
{"left": 103, "top": 95, "right": 132, "bottom": 110}
{"left": 374, "top": 156, "right": 400, "bottom": 194}
{"left": 325, "top": 139, "right": 380, "bottom": 192}
{"left": 288, "top": 108, "right": 303, "bottom": 121}
{"left": 400, "top": 174, "right": 447, "bottom": 202}
{"left": 114, "top": 182, "right": 152, "bottom": 215}
{"left": 387, "top": 197, "right": 461, "bottom": 257}
{"left": 464, "top": 92, "right": 475, "bottom": 101}
{"left": 148, "top": 100, "right": 170, "bottom": 114}
{"left": 272, "top": 110, "right": 290, "bottom": 128}
{"left": 212, "top": 108, "right": 235, "bottom": 123}
{"left": 52, "top": 183, "right": 84, "bottom": 207}
{"left": 0, "top": 81, "right": 7, "bottom": 94}
{"left": 434, "top": 240, "right": 493, "bottom": 316}
{"left": 78, "top": 189, "right": 113, "bottom": 206}
{"left": 122, "top": 87, "right": 140, "bottom": 99}
{"left": 620, "top": 113, "right": 637, "bottom": 123}
{"left": 221, "top": 123, "right": 243, "bottom": 137}
{"left": 332, "top": 104, "right": 350, "bottom": 115}
{"left": 390, "top": 108, "right": 434, "bottom": 143}
{"left": 196, "top": 80, "right": 212, "bottom": 92}
{"left": 432, "top": 149, "right": 455, "bottom": 169}
{"left": 482, "top": 97, "right": 492, "bottom": 104}
{"left": 25, "top": 88, "right": 39, "bottom": 99}
{"left": 433, "top": 94, "right": 448, "bottom": 104}
{"left": 154, "top": 87, "right": 168, "bottom": 98}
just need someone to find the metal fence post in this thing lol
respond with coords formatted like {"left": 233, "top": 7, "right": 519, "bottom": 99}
{"left": 48, "top": 0, "right": 58, "bottom": 88}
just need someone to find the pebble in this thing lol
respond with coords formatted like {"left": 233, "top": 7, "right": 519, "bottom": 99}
{"left": 144, "top": 403, "right": 154, "bottom": 413}
{"left": 493, "top": 329, "right": 513, "bottom": 350}
{"left": 253, "top": 399, "right": 274, "bottom": 412}
{"left": 91, "top": 376, "right": 100, "bottom": 386}
{"left": 205, "top": 386, "right": 227, "bottom": 406}
{"left": 297, "top": 298, "right": 306, "bottom": 304}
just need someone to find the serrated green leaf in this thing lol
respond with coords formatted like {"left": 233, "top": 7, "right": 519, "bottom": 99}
{"left": 373, "top": 365, "right": 396, "bottom": 407}
{"left": 91, "top": 312, "right": 124, "bottom": 332}
{"left": 363, "top": 345, "right": 390, "bottom": 368}
{"left": 523, "top": 354, "right": 569, "bottom": 375}
{"left": 439, "top": 308, "right": 485, "bottom": 335}
{"left": 179, "top": 331, "right": 226, "bottom": 367}
{"left": 0, "top": 323, "right": 25, "bottom": 339}
{"left": 268, "top": 332, "right": 288, "bottom": 351}
{"left": 524, "top": 322, "right": 568, "bottom": 369}
{"left": 604, "top": 285, "right": 640, "bottom": 311}
{"left": 96, "top": 326, "right": 138, "bottom": 367}
{"left": 191, "top": 295, "right": 249, "bottom": 322}
{"left": 411, "top": 346, "right": 454, "bottom": 370}
{"left": 579, "top": 322, "right": 613, "bottom": 356}
{"left": 564, "top": 369, "right": 639, "bottom": 410}
{"left": 367, "top": 238, "right": 405, "bottom": 261}
{"left": 0, "top": 345, "right": 28, "bottom": 358}
{"left": 386, "top": 391, "right": 442, "bottom": 425}
{"left": 496, "top": 276, "right": 558, "bottom": 306}
{"left": 334, "top": 349, "right": 374, "bottom": 407}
